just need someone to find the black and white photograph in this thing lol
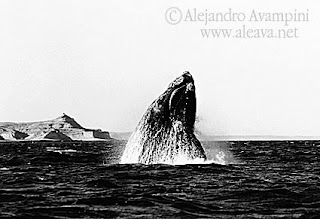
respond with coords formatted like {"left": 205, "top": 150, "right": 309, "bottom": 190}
{"left": 0, "top": 1, "right": 319, "bottom": 218}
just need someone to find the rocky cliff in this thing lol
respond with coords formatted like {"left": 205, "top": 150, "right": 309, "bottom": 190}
{"left": 0, "top": 114, "right": 111, "bottom": 141}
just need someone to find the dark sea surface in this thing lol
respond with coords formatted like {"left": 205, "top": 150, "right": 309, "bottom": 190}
{"left": 0, "top": 140, "right": 319, "bottom": 218}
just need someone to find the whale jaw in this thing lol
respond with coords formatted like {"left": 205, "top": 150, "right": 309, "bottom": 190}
{"left": 169, "top": 79, "right": 196, "bottom": 131}
{"left": 120, "top": 72, "right": 207, "bottom": 164}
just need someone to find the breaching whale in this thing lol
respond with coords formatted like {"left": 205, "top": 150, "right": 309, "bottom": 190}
{"left": 120, "top": 72, "right": 207, "bottom": 164}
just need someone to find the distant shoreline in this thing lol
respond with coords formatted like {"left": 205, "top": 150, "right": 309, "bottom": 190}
{"left": 1, "top": 138, "right": 320, "bottom": 143}
{"left": 109, "top": 132, "right": 320, "bottom": 141}
{"left": 1, "top": 115, "right": 319, "bottom": 142}
{"left": 198, "top": 135, "right": 320, "bottom": 141}
{"left": 0, "top": 114, "right": 111, "bottom": 141}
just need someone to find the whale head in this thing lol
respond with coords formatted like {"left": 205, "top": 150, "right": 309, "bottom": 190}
{"left": 146, "top": 71, "right": 197, "bottom": 131}
{"left": 120, "top": 71, "right": 206, "bottom": 164}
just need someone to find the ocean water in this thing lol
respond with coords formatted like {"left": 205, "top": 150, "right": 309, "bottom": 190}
{"left": 0, "top": 140, "right": 319, "bottom": 218}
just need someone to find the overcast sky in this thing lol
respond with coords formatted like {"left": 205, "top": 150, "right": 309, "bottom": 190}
{"left": 0, "top": 0, "right": 319, "bottom": 136}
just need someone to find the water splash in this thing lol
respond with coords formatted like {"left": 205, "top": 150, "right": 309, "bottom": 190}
{"left": 202, "top": 141, "right": 238, "bottom": 165}
{"left": 120, "top": 121, "right": 207, "bottom": 165}
{"left": 164, "top": 141, "right": 238, "bottom": 165}
{"left": 164, "top": 150, "right": 234, "bottom": 165}
{"left": 120, "top": 126, "right": 237, "bottom": 165}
